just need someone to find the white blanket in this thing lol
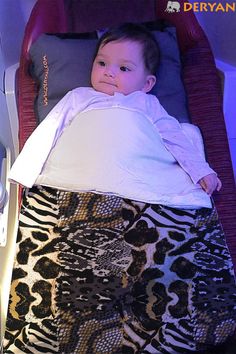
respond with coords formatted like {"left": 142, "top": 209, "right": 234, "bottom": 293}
{"left": 36, "top": 107, "right": 211, "bottom": 208}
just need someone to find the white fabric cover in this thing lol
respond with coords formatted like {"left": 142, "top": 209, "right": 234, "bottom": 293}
{"left": 36, "top": 108, "right": 211, "bottom": 208}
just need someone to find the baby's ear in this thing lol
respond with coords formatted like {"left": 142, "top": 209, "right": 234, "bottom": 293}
{"left": 143, "top": 75, "right": 156, "bottom": 93}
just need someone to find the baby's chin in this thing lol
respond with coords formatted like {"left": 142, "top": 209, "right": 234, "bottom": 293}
{"left": 92, "top": 83, "right": 126, "bottom": 96}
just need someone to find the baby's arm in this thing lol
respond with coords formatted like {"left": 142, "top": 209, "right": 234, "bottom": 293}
{"left": 148, "top": 96, "right": 221, "bottom": 193}
{"left": 9, "top": 88, "right": 97, "bottom": 187}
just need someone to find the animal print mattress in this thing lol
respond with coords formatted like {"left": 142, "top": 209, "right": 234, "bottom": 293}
{"left": 3, "top": 186, "right": 236, "bottom": 353}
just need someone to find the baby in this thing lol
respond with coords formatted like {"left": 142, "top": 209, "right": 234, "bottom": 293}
{"left": 9, "top": 23, "right": 221, "bottom": 202}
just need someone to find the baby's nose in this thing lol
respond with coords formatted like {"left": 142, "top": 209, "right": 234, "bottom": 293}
{"left": 104, "top": 66, "right": 115, "bottom": 77}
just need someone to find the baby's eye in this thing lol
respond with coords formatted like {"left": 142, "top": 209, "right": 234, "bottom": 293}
{"left": 120, "top": 66, "right": 130, "bottom": 72}
{"left": 98, "top": 60, "right": 106, "bottom": 67}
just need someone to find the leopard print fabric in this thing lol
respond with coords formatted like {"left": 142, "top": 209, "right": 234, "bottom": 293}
{"left": 3, "top": 186, "right": 236, "bottom": 353}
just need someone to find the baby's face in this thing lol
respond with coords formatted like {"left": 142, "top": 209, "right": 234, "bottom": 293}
{"left": 91, "top": 40, "right": 155, "bottom": 95}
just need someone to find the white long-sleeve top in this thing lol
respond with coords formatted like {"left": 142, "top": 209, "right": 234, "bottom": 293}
{"left": 9, "top": 88, "right": 215, "bottom": 207}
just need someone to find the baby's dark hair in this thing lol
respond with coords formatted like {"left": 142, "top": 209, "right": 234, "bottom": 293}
{"left": 94, "top": 23, "right": 160, "bottom": 75}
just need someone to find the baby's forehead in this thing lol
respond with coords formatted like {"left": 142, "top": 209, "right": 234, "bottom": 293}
{"left": 98, "top": 39, "right": 143, "bottom": 55}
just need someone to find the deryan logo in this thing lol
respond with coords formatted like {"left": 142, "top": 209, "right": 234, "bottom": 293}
{"left": 166, "top": 1, "right": 181, "bottom": 12}
{"left": 165, "top": 1, "right": 236, "bottom": 12}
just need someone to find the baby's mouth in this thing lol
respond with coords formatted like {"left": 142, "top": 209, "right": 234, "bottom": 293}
{"left": 100, "top": 81, "right": 117, "bottom": 87}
